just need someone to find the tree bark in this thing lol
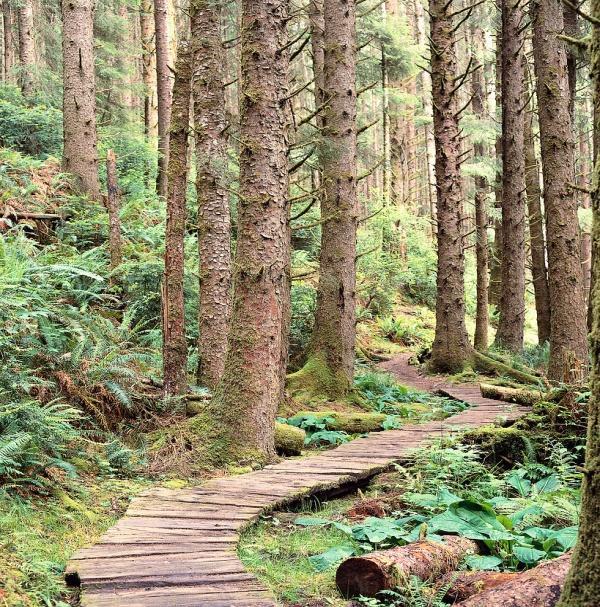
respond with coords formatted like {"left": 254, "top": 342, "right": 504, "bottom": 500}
{"left": 556, "top": 6, "right": 600, "bottom": 602}
{"left": 579, "top": 99, "right": 593, "bottom": 305}
{"left": 472, "top": 23, "right": 489, "bottom": 352}
{"left": 524, "top": 74, "right": 551, "bottom": 345}
{"left": 2, "top": 0, "right": 14, "bottom": 83}
{"left": 428, "top": 0, "right": 472, "bottom": 373}
{"left": 456, "top": 552, "right": 571, "bottom": 606}
{"left": 16, "top": 0, "right": 34, "bottom": 97}
{"left": 140, "top": 0, "right": 158, "bottom": 140}
{"left": 206, "top": 0, "right": 289, "bottom": 461}
{"left": 307, "top": 0, "right": 358, "bottom": 396}
{"left": 105, "top": 149, "right": 122, "bottom": 272}
{"left": 154, "top": 0, "right": 172, "bottom": 198}
{"left": 494, "top": 0, "right": 526, "bottom": 353}
{"left": 440, "top": 570, "right": 516, "bottom": 602}
{"left": 532, "top": 0, "right": 588, "bottom": 383}
{"left": 162, "top": 40, "right": 191, "bottom": 397}
{"left": 191, "top": 0, "right": 232, "bottom": 390}
{"left": 336, "top": 537, "right": 480, "bottom": 598}
{"left": 61, "top": 0, "right": 100, "bottom": 201}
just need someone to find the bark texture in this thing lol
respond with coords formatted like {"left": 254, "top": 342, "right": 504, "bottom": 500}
{"left": 308, "top": 0, "right": 358, "bottom": 396}
{"left": 428, "top": 0, "right": 472, "bottom": 373}
{"left": 61, "top": 0, "right": 101, "bottom": 200}
{"left": 524, "top": 90, "right": 551, "bottom": 345}
{"left": 532, "top": 0, "right": 588, "bottom": 382}
{"left": 457, "top": 552, "right": 571, "bottom": 606}
{"left": 336, "top": 537, "right": 480, "bottom": 598}
{"left": 140, "top": 0, "right": 158, "bottom": 140}
{"left": 472, "top": 25, "right": 489, "bottom": 351}
{"left": 162, "top": 40, "right": 191, "bottom": 397}
{"left": 557, "top": 5, "right": 600, "bottom": 602}
{"left": 16, "top": 0, "right": 33, "bottom": 96}
{"left": 154, "top": 0, "right": 172, "bottom": 198}
{"left": 105, "top": 149, "right": 122, "bottom": 272}
{"left": 440, "top": 570, "right": 516, "bottom": 602}
{"left": 494, "top": 0, "right": 526, "bottom": 353}
{"left": 191, "top": 0, "right": 232, "bottom": 390}
{"left": 206, "top": 0, "right": 289, "bottom": 461}
{"left": 2, "top": 0, "right": 14, "bottom": 83}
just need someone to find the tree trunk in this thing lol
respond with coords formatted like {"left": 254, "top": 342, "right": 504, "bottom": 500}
{"left": 162, "top": 40, "right": 191, "bottom": 397}
{"left": 191, "top": 0, "right": 232, "bottom": 390}
{"left": 336, "top": 537, "right": 480, "bottom": 598}
{"left": 61, "top": 0, "right": 100, "bottom": 201}
{"left": 557, "top": 6, "right": 600, "bottom": 602}
{"left": 494, "top": 0, "right": 526, "bottom": 353}
{"left": 532, "top": 0, "right": 588, "bottom": 383}
{"left": 16, "top": 0, "right": 34, "bottom": 97}
{"left": 472, "top": 23, "right": 489, "bottom": 352}
{"left": 154, "top": 0, "right": 172, "bottom": 198}
{"left": 524, "top": 74, "right": 552, "bottom": 345}
{"left": 206, "top": 0, "right": 289, "bottom": 462}
{"left": 428, "top": 0, "right": 472, "bottom": 373}
{"left": 307, "top": 0, "right": 358, "bottom": 397}
{"left": 579, "top": 100, "right": 593, "bottom": 305}
{"left": 105, "top": 149, "right": 122, "bottom": 272}
{"left": 140, "top": 0, "right": 158, "bottom": 140}
{"left": 456, "top": 552, "right": 571, "bottom": 606}
{"left": 2, "top": 0, "right": 14, "bottom": 83}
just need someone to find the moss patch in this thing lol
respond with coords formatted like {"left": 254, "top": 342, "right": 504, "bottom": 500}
{"left": 460, "top": 425, "right": 536, "bottom": 468}
{"left": 289, "top": 411, "right": 389, "bottom": 433}
{"left": 275, "top": 422, "right": 306, "bottom": 456}
{"left": 287, "top": 355, "right": 353, "bottom": 404}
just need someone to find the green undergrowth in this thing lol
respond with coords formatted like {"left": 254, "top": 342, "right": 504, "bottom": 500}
{"left": 0, "top": 476, "right": 150, "bottom": 607}
{"left": 240, "top": 438, "right": 581, "bottom": 606}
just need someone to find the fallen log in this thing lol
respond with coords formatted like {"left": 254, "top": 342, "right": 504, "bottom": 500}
{"left": 480, "top": 383, "right": 544, "bottom": 406}
{"left": 336, "top": 536, "right": 480, "bottom": 598}
{"left": 454, "top": 552, "right": 571, "bottom": 606}
{"left": 291, "top": 411, "right": 389, "bottom": 433}
{"left": 274, "top": 422, "right": 305, "bottom": 456}
{"left": 439, "top": 570, "right": 517, "bottom": 602}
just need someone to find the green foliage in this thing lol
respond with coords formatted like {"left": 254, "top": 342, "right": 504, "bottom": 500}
{"left": 377, "top": 315, "right": 430, "bottom": 347}
{"left": 0, "top": 85, "right": 62, "bottom": 157}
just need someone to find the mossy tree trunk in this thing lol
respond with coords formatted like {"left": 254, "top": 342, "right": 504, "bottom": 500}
{"left": 16, "top": 0, "right": 34, "bottom": 97}
{"left": 206, "top": 0, "right": 289, "bottom": 462}
{"left": 191, "top": 0, "right": 232, "bottom": 390}
{"left": 154, "top": 0, "right": 172, "bottom": 198}
{"left": 428, "top": 0, "right": 472, "bottom": 373}
{"left": 532, "top": 0, "right": 588, "bottom": 383}
{"left": 140, "top": 0, "right": 158, "bottom": 141}
{"left": 557, "top": 4, "right": 600, "bottom": 602}
{"left": 61, "top": 0, "right": 100, "bottom": 200}
{"left": 494, "top": 0, "right": 526, "bottom": 353}
{"left": 471, "top": 21, "right": 489, "bottom": 352}
{"left": 523, "top": 66, "right": 551, "bottom": 345}
{"left": 2, "top": 0, "right": 15, "bottom": 83}
{"left": 162, "top": 40, "right": 191, "bottom": 397}
{"left": 306, "top": 0, "right": 358, "bottom": 397}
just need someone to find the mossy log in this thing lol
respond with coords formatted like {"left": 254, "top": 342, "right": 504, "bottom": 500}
{"left": 274, "top": 422, "right": 305, "bottom": 456}
{"left": 439, "top": 570, "right": 517, "bottom": 602}
{"left": 460, "top": 425, "right": 535, "bottom": 467}
{"left": 454, "top": 552, "right": 571, "bottom": 606}
{"left": 291, "top": 411, "right": 389, "bottom": 433}
{"left": 336, "top": 536, "right": 480, "bottom": 598}
{"left": 480, "top": 383, "right": 544, "bottom": 406}
{"left": 472, "top": 351, "right": 547, "bottom": 387}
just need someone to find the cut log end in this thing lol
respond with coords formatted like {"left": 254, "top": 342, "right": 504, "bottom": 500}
{"left": 336, "top": 557, "right": 388, "bottom": 599}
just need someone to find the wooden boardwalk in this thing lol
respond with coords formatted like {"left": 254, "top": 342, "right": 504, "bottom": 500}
{"left": 66, "top": 355, "right": 529, "bottom": 607}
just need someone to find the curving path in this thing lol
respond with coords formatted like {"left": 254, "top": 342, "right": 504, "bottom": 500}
{"left": 66, "top": 354, "right": 529, "bottom": 607}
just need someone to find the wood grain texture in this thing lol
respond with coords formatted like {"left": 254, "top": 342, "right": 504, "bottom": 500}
{"left": 67, "top": 354, "right": 529, "bottom": 606}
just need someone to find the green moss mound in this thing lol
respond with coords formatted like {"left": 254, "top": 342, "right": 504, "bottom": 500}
{"left": 287, "top": 355, "right": 353, "bottom": 403}
{"left": 274, "top": 422, "right": 305, "bottom": 456}
{"left": 289, "top": 411, "right": 388, "bottom": 433}
{"left": 460, "top": 425, "right": 535, "bottom": 468}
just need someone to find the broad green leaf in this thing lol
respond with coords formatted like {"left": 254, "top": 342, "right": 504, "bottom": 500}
{"left": 294, "top": 517, "right": 330, "bottom": 526}
{"left": 308, "top": 545, "right": 355, "bottom": 572}
{"left": 508, "top": 505, "right": 544, "bottom": 525}
{"left": 506, "top": 472, "right": 532, "bottom": 497}
{"left": 513, "top": 545, "right": 547, "bottom": 565}
{"left": 549, "top": 526, "right": 578, "bottom": 550}
{"left": 534, "top": 475, "right": 560, "bottom": 494}
{"left": 464, "top": 555, "right": 503, "bottom": 570}
{"left": 351, "top": 517, "right": 405, "bottom": 544}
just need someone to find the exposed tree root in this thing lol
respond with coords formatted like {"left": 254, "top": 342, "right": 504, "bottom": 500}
{"left": 471, "top": 351, "right": 547, "bottom": 387}
{"left": 480, "top": 383, "right": 544, "bottom": 406}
